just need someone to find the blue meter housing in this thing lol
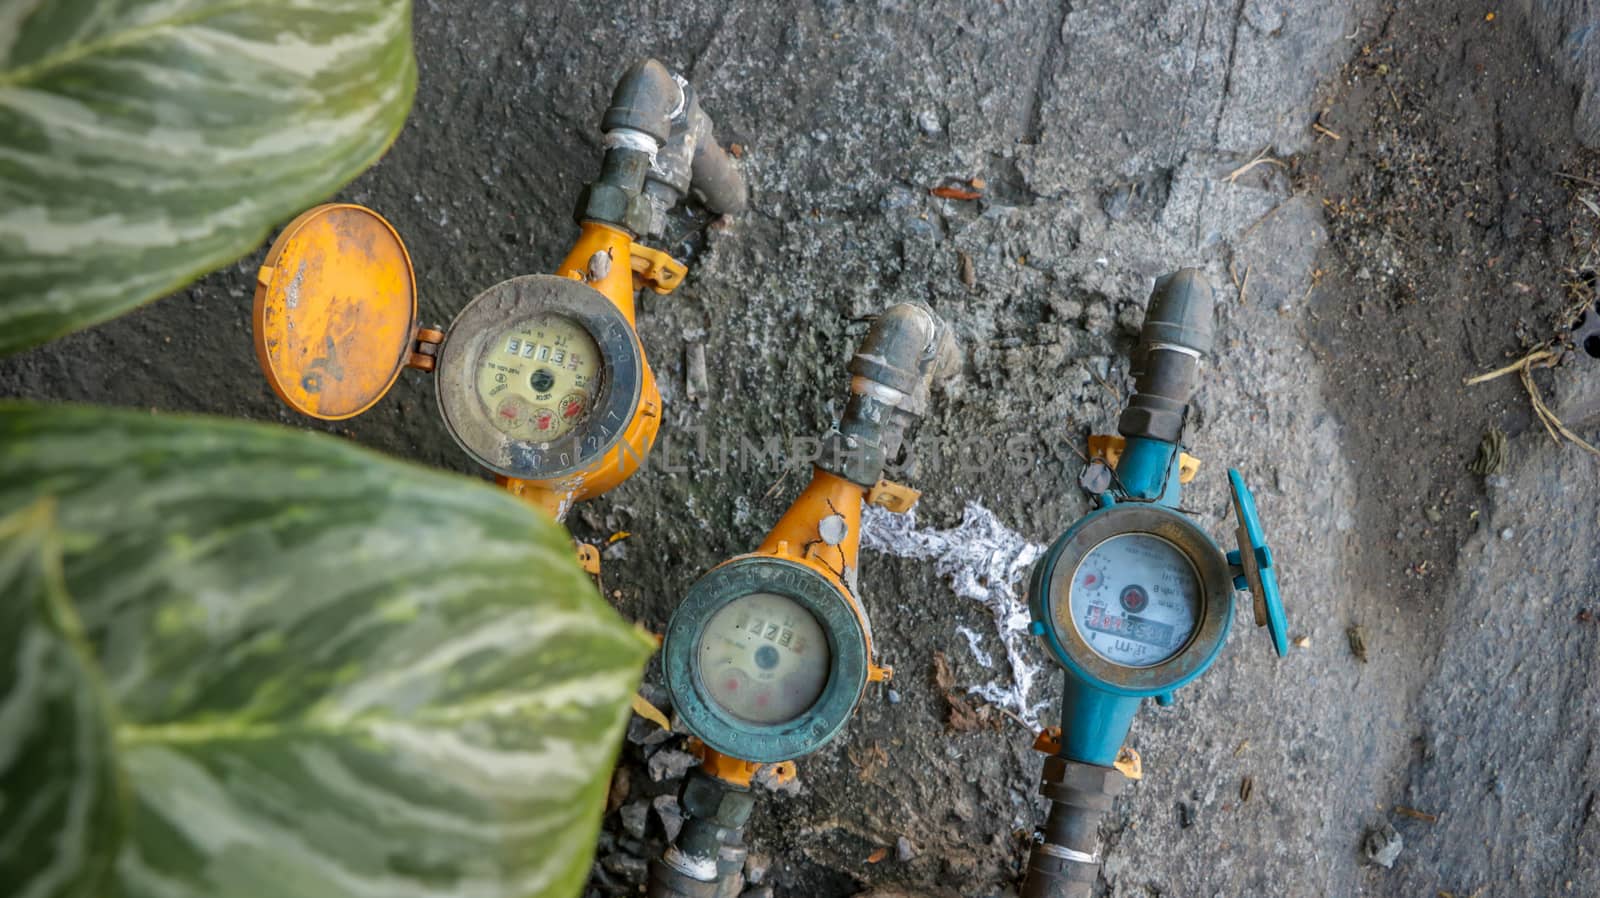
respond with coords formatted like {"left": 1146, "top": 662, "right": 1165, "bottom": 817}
{"left": 1017, "top": 270, "right": 1289, "bottom": 898}
{"left": 1027, "top": 440, "right": 1287, "bottom": 766}
{"left": 1030, "top": 454, "right": 1280, "bottom": 761}
{"left": 1023, "top": 269, "right": 1287, "bottom": 769}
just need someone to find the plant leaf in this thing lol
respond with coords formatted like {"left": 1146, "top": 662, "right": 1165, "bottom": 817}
{"left": 0, "top": 0, "right": 418, "bottom": 356}
{"left": 0, "top": 403, "right": 655, "bottom": 898}
{"left": 0, "top": 501, "right": 123, "bottom": 898}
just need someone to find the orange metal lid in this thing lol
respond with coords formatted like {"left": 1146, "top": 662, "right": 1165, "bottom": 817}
{"left": 253, "top": 204, "right": 418, "bottom": 421}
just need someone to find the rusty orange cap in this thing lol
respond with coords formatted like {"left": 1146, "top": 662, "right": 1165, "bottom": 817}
{"left": 253, "top": 204, "right": 418, "bottom": 420}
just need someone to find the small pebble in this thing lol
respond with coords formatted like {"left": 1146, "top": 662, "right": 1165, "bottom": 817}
{"left": 916, "top": 109, "right": 941, "bottom": 135}
{"left": 887, "top": 688, "right": 902, "bottom": 705}
{"left": 626, "top": 714, "right": 674, "bottom": 747}
{"left": 896, "top": 836, "right": 919, "bottom": 861}
{"left": 1363, "top": 823, "right": 1403, "bottom": 868}
{"left": 619, "top": 800, "right": 649, "bottom": 841}
{"left": 648, "top": 749, "right": 700, "bottom": 782}
{"left": 744, "top": 852, "right": 771, "bottom": 885}
{"left": 652, "top": 794, "right": 684, "bottom": 843}
{"left": 1500, "top": 527, "right": 1514, "bottom": 541}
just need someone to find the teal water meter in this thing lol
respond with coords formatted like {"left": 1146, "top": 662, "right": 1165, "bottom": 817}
{"left": 1019, "top": 270, "right": 1288, "bottom": 898}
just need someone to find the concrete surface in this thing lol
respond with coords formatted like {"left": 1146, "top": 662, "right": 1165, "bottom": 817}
{"left": 3, "top": 2, "right": 1597, "bottom": 897}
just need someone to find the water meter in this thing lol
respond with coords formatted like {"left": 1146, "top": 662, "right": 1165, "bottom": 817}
{"left": 649, "top": 303, "right": 960, "bottom": 898}
{"left": 1018, "top": 270, "right": 1288, "bottom": 898}
{"left": 251, "top": 59, "right": 745, "bottom": 540}
{"left": 432, "top": 274, "right": 649, "bottom": 484}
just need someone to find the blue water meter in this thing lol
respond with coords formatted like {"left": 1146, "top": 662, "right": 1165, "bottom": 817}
{"left": 1019, "top": 269, "right": 1288, "bottom": 898}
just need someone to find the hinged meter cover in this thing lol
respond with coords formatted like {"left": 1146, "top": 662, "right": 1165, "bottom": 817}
{"left": 1227, "top": 469, "right": 1288, "bottom": 657}
{"left": 253, "top": 204, "right": 418, "bottom": 421}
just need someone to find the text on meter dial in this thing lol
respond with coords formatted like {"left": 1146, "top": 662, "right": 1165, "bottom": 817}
{"left": 1065, "top": 533, "right": 1203, "bottom": 668}
{"left": 474, "top": 313, "right": 601, "bottom": 442}
{"left": 697, "top": 592, "right": 831, "bottom": 725}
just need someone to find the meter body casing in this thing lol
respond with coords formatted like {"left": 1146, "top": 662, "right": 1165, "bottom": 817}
{"left": 663, "top": 470, "right": 878, "bottom": 765}
{"left": 1027, "top": 437, "right": 1232, "bottom": 768}
{"left": 252, "top": 206, "right": 681, "bottom": 521}
{"left": 453, "top": 222, "right": 676, "bottom": 517}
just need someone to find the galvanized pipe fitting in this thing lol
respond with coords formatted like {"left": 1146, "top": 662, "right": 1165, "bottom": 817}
{"left": 819, "top": 303, "right": 961, "bottom": 487}
{"left": 1117, "top": 268, "right": 1215, "bottom": 444}
{"left": 648, "top": 770, "right": 756, "bottom": 898}
{"left": 640, "top": 74, "right": 748, "bottom": 236}
{"left": 576, "top": 59, "right": 681, "bottom": 235}
{"left": 1019, "top": 757, "right": 1128, "bottom": 898}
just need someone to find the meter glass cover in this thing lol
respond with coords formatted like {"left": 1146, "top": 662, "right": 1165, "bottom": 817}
{"left": 1065, "top": 533, "right": 1201, "bottom": 668}
{"left": 472, "top": 314, "right": 602, "bottom": 443}
{"left": 697, "top": 592, "right": 831, "bottom": 725}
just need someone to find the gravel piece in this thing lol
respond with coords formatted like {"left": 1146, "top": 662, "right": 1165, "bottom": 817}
{"left": 648, "top": 749, "right": 700, "bottom": 782}
{"left": 1363, "top": 823, "right": 1403, "bottom": 868}
{"left": 653, "top": 793, "right": 684, "bottom": 843}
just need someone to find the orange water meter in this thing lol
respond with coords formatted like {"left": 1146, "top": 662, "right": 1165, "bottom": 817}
{"left": 252, "top": 59, "right": 745, "bottom": 537}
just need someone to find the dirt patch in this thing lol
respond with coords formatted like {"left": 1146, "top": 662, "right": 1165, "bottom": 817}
{"left": 1302, "top": 1, "right": 1591, "bottom": 623}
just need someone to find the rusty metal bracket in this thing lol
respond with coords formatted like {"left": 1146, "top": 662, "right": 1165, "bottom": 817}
{"left": 405, "top": 326, "right": 445, "bottom": 372}
{"left": 1087, "top": 433, "right": 1200, "bottom": 484}
{"left": 630, "top": 245, "right": 687, "bottom": 295}
{"left": 866, "top": 479, "right": 921, "bottom": 513}
{"left": 577, "top": 543, "right": 601, "bottom": 575}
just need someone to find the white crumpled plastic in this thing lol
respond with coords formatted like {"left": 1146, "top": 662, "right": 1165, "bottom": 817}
{"left": 861, "top": 502, "right": 1050, "bottom": 724}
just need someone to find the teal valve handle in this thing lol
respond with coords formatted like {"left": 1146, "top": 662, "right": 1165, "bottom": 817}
{"left": 1227, "top": 468, "right": 1289, "bottom": 657}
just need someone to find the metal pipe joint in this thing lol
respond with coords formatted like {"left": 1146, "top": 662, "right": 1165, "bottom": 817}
{"left": 577, "top": 58, "right": 748, "bottom": 238}
{"left": 1019, "top": 757, "right": 1129, "bottom": 898}
{"left": 819, "top": 303, "right": 961, "bottom": 487}
{"left": 648, "top": 770, "right": 756, "bottom": 898}
{"left": 1117, "top": 268, "right": 1215, "bottom": 445}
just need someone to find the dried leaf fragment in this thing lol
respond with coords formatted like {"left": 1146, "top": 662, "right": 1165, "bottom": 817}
{"left": 1347, "top": 625, "right": 1368, "bottom": 663}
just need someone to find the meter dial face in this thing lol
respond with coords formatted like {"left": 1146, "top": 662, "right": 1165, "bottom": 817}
{"left": 696, "top": 592, "right": 831, "bottom": 725}
{"left": 473, "top": 314, "right": 602, "bottom": 443}
{"left": 436, "top": 274, "right": 645, "bottom": 481}
{"left": 1066, "top": 533, "right": 1202, "bottom": 668}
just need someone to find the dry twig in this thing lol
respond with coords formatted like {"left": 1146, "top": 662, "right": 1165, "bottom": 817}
{"left": 1464, "top": 348, "right": 1600, "bottom": 458}
{"left": 1462, "top": 348, "right": 1555, "bottom": 385}
{"left": 1226, "top": 147, "right": 1288, "bottom": 183}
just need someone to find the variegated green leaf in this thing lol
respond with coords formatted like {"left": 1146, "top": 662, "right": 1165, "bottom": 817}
{"left": 0, "top": 502, "right": 122, "bottom": 898}
{"left": 0, "top": 403, "right": 655, "bottom": 898}
{"left": 0, "top": 0, "right": 417, "bottom": 356}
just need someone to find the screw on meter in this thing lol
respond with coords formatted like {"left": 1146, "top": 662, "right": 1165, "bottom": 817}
{"left": 663, "top": 557, "right": 869, "bottom": 764}
{"left": 1066, "top": 533, "right": 1202, "bottom": 668}
{"left": 435, "top": 274, "right": 644, "bottom": 480}
{"left": 697, "top": 592, "right": 831, "bottom": 725}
